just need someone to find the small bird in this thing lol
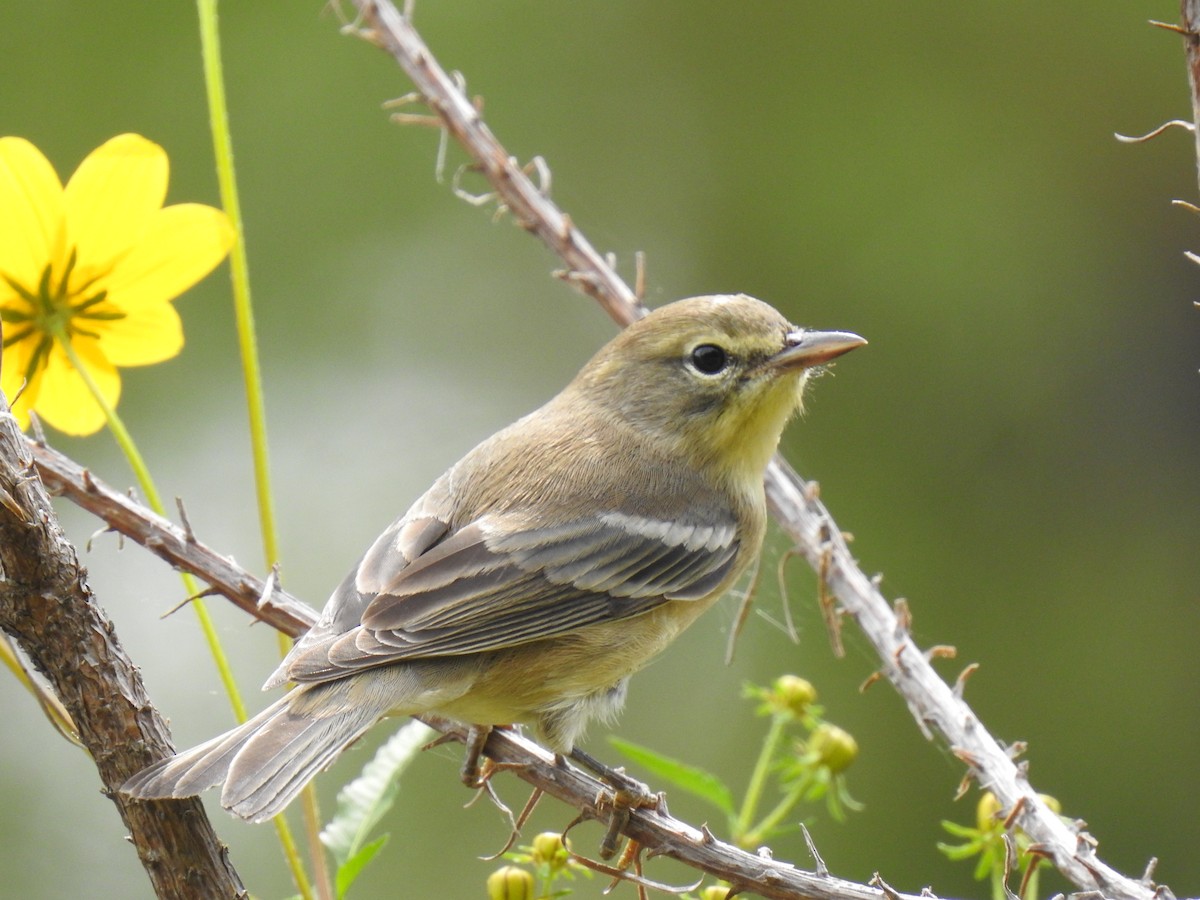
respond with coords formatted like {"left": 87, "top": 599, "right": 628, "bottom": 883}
{"left": 123, "top": 294, "right": 864, "bottom": 822}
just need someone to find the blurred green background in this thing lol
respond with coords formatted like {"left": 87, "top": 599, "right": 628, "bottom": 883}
{"left": 2, "top": 2, "right": 1196, "bottom": 898}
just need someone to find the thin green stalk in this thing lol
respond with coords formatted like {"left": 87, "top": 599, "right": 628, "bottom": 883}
{"left": 56, "top": 336, "right": 247, "bottom": 722}
{"left": 60, "top": 336, "right": 314, "bottom": 899}
{"left": 739, "top": 771, "right": 812, "bottom": 849}
{"left": 196, "top": 6, "right": 328, "bottom": 898}
{"left": 733, "top": 714, "right": 787, "bottom": 845}
{"left": 0, "top": 631, "right": 81, "bottom": 746}
{"left": 195, "top": 0, "right": 279, "bottom": 571}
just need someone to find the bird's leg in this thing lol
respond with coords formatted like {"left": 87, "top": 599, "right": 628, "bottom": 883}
{"left": 459, "top": 724, "right": 529, "bottom": 788}
{"left": 566, "top": 747, "right": 663, "bottom": 860}
{"left": 460, "top": 723, "right": 493, "bottom": 787}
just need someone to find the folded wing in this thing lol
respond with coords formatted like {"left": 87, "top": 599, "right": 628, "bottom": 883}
{"left": 280, "top": 510, "right": 739, "bottom": 684}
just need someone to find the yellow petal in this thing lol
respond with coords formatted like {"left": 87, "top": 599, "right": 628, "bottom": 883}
{"left": 63, "top": 134, "right": 167, "bottom": 277}
{"left": 103, "top": 203, "right": 233, "bottom": 308}
{"left": 34, "top": 338, "right": 120, "bottom": 437}
{"left": 0, "top": 335, "right": 42, "bottom": 430}
{"left": 96, "top": 300, "right": 183, "bottom": 367}
{"left": 0, "top": 137, "right": 65, "bottom": 290}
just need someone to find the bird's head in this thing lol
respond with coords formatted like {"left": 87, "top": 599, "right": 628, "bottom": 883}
{"left": 568, "top": 294, "right": 865, "bottom": 490}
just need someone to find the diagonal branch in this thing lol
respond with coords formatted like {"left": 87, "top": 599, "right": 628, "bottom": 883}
{"left": 340, "top": 3, "right": 1170, "bottom": 899}
{"left": 27, "top": 436, "right": 317, "bottom": 636}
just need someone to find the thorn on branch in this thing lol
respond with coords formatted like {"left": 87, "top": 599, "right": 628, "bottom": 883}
{"left": 553, "top": 268, "right": 603, "bottom": 291}
{"left": 451, "top": 162, "right": 497, "bottom": 207}
{"left": 953, "top": 661, "right": 979, "bottom": 698}
{"left": 384, "top": 90, "right": 440, "bottom": 127}
{"left": 803, "top": 479, "right": 821, "bottom": 503}
{"left": 1003, "top": 795, "right": 1027, "bottom": 830}
{"left": 800, "top": 823, "right": 829, "bottom": 877}
{"left": 160, "top": 586, "right": 220, "bottom": 620}
{"left": 1148, "top": 19, "right": 1193, "bottom": 35}
{"left": 893, "top": 597, "right": 912, "bottom": 634}
{"left": 256, "top": 563, "right": 282, "bottom": 610}
{"left": 859, "top": 670, "right": 883, "bottom": 693}
{"left": 870, "top": 872, "right": 904, "bottom": 900}
{"left": 952, "top": 746, "right": 981, "bottom": 770}
{"left": 953, "top": 769, "right": 977, "bottom": 801}
{"left": 1170, "top": 199, "right": 1200, "bottom": 216}
{"left": 1075, "top": 829, "right": 1099, "bottom": 851}
{"left": 559, "top": 212, "right": 576, "bottom": 245}
{"left": 85, "top": 523, "right": 120, "bottom": 553}
{"left": 526, "top": 155, "right": 551, "bottom": 198}
{"left": 924, "top": 644, "right": 956, "bottom": 664}
{"left": 175, "top": 496, "right": 197, "bottom": 543}
{"left": 28, "top": 410, "right": 46, "bottom": 445}
{"left": 1114, "top": 120, "right": 1195, "bottom": 143}
{"left": 1140, "top": 858, "right": 1159, "bottom": 887}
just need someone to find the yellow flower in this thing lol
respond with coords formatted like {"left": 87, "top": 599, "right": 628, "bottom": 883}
{"left": 0, "top": 134, "right": 233, "bottom": 435}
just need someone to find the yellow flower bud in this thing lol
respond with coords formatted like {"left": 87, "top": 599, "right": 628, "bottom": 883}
{"left": 975, "top": 790, "right": 1003, "bottom": 831}
{"left": 530, "top": 831, "right": 569, "bottom": 871}
{"left": 768, "top": 675, "right": 817, "bottom": 718}
{"left": 807, "top": 723, "right": 858, "bottom": 773}
{"left": 487, "top": 865, "right": 534, "bottom": 900}
{"left": 700, "top": 885, "right": 732, "bottom": 900}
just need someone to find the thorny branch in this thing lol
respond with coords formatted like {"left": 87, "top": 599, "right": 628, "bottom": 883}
{"left": 28, "top": 437, "right": 317, "bottom": 636}
{"left": 334, "top": 2, "right": 1174, "bottom": 899}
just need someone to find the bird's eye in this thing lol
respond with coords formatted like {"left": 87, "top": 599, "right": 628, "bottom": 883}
{"left": 689, "top": 343, "right": 729, "bottom": 375}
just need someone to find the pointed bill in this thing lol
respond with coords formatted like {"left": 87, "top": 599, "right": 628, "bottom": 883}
{"left": 771, "top": 329, "right": 867, "bottom": 371}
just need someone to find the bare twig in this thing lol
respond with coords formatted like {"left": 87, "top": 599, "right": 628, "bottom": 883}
{"left": 339, "top": 3, "right": 1166, "bottom": 898}
{"left": 27, "top": 436, "right": 316, "bottom": 637}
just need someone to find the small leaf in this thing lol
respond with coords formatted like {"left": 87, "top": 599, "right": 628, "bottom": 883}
{"left": 608, "top": 736, "right": 734, "bottom": 815}
{"left": 320, "top": 720, "right": 434, "bottom": 865}
{"left": 335, "top": 834, "right": 390, "bottom": 898}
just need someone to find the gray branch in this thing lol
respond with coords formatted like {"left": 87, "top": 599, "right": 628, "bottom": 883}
{"left": 341, "top": 3, "right": 1174, "bottom": 899}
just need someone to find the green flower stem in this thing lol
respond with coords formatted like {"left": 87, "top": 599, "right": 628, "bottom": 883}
{"left": 0, "top": 631, "right": 81, "bottom": 746}
{"left": 195, "top": 0, "right": 280, "bottom": 574}
{"left": 739, "top": 771, "right": 813, "bottom": 849}
{"left": 56, "top": 337, "right": 247, "bottom": 721}
{"left": 196, "top": 6, "right": 328, "bottom": 899}
{"left": 733, "top": 714, "right": 788, "bottom": 846}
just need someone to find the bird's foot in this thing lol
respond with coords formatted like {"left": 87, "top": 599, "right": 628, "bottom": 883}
{"left": 565, "top": 747, "right": 665, "bottom": 860}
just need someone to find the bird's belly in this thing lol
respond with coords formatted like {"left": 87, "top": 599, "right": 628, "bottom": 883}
{"left": 430, "top": 600, "right": 703, "bottom": 728}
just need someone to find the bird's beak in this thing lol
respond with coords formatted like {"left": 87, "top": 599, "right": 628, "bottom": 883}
{"left": 771, "top": 329, "right": 867, "bottom": 371}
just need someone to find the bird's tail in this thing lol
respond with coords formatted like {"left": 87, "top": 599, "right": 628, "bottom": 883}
{"left": 122, "top": 679, "right": 388, "bottom": 823}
